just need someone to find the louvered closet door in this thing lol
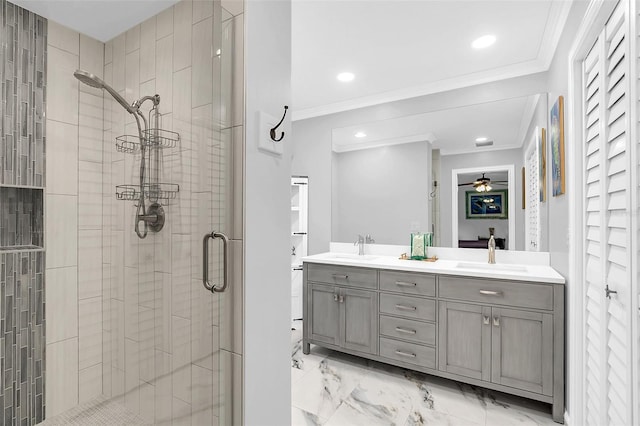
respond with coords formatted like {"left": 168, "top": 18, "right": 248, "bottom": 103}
{"left": 525, "top": 130, "right": 540, "bottom": 251}
{"left": 581, "top": 1, "right": 634, "bottom": 424}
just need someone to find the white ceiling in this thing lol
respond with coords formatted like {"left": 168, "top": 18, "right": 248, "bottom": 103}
{"left": 11, "top": 0, "right": 179, "bottom": 42}
{"left": 332, "top": 94, "right": 539, "bottom": 155}
{"left": 292, "top": 0, "right": 572, "bottom": 120}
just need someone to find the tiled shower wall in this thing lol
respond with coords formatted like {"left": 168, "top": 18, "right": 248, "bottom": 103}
{"left": 44, "top": 21, "right": 105, "bottom": 418}
{"left": 0, "top": 0, "right": 46, "bottom": 187}
{"left": 0, "top": 251, "right": 45, "bottom": 424}
{"left": 0, "top": 1, "right": 47, "bottom": 424}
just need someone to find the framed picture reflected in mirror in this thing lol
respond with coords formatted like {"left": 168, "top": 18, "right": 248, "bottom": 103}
{"left": 465, "top": 189, "right": 508, "bottom": 219}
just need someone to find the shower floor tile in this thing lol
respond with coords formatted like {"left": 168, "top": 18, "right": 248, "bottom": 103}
{"left": 38, "top": 396, "right": 150, "bottom": 426}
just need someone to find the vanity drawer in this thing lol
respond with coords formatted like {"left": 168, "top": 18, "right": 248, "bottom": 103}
{"left": 379, "top": 315, "right": 435, "bottom": 346}
{"left": 307, "top": 264, "right": 377, "bottom": 289}
{"left": 379, "top": 271, "right": 435, "bottom": 296}
{"left": 439, "top": 276, "right": 553, "bottom": 310}
{"left": 380, "top": 294, "right": 436, "bottom": 321}
{"left": 380, "top": 337, "right": 436, "bottom": 369}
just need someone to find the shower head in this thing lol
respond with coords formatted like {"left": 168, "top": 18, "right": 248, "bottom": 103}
{"left": 74, "top": 69, "right": 136, "bottom": 114}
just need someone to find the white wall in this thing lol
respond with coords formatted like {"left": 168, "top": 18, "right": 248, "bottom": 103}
{"left": 243, "top": 0, "right": 292, "bottom": 425}
{"left": 292, "top": 72, "right": 549, "bottom": 255}
{"left": 332, "top": 141, "right": 431, "bottom": 245}
{"left": 440, "top": 148, "right": 524, "bottom": 250}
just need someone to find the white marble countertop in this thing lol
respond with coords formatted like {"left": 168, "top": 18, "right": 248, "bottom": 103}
{"left": 302, "top": 252, "right": 565, "bottom": 284}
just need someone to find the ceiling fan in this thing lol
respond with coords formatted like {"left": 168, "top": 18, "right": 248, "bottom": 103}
{"left": 458, "top": 173, "right": 508, "bottom": 192}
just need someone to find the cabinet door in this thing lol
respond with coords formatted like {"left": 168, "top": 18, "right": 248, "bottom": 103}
{"left": 341, "top": 288, "right": 378, "bottom": 355}
{"left": 308, "top": 284, "right": 340, "bottom": 346}
{"left": 491, "top": 308, "right": 553, "bottom": 395}
{"left": 438, "top": 301, "right": 491, "bottom": 381}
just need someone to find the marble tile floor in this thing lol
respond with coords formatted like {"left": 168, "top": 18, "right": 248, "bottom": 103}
{"left": 291, "top": 321, "right": 558, "bottom": 426}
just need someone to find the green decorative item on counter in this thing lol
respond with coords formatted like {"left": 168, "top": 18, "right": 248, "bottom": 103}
{"left": 411, "top": 233, "right": 427, "bottom": 260}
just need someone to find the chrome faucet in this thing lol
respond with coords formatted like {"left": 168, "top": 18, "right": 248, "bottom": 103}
{"left": 488, "top": 235, "right": 496, "bottom": 264}
{"left": 354, "top": 234, "right": 365, "bottom": 255}
{"left": 365, "top": 234, "right": 375, "bottom": 244}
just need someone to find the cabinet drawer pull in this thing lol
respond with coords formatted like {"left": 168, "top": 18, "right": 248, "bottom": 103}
{"left": 479, "top": 290, "right": 503, "bottom": 296}
{"left": 395, "top": 304, "right": 417, "bottom": 311}
{"left": 493, "top": 316, "right": 500, "bottom": 327}
{"left": 334, "top": 294, "right": 339, "bottom": 302}
{"left": 339, "top": 294, "right": 344, "bottom": 303}
{"left": 332, "top": 274, "right": 348, "bottom": 279}
{"left": 395, "top": 281, "right": 416, "bottom": 287}
{"left": 395, "top": 350, "right": 416, "bottom": 358}
{"left": 483, "top": 315, "right": 490, "bottom": 325}
{"left": 395, "top": 326, "right": 417, "bottom": 335}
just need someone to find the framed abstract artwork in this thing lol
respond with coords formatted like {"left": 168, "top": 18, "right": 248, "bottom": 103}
{"left": 550, "top": 96, "right": 565, "bottom": 196}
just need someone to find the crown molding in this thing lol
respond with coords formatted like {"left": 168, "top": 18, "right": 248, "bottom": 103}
{"left": 439, "top": 143, "right": 523, "bottom": 157}
{"left": 332, "top": 133, "right": 434, "bottom": 153}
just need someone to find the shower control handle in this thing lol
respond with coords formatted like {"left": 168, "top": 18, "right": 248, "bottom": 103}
{"left": 202, "top": 231, "right": 230, "bottom": 293}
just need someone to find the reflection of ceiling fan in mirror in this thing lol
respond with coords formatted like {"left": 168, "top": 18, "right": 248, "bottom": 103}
{"left": 458, "top": 173, "right": 508, "bottom": 192}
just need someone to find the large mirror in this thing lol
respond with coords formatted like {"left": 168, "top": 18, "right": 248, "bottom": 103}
{"left": 330, "top": 93, "right": 550, "bottom": 251}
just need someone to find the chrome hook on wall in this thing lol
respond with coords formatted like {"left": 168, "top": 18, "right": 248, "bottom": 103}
{"left": 270, "top": 105, "right": 288, "bottom": 142}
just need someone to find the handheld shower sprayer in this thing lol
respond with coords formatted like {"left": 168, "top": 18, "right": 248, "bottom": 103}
{"left": 73, "top": 70, "right": 136, "bottom": 114}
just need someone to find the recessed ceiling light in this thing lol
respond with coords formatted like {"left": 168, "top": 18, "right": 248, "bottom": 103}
{"left": 472, "top": 35, "right": 496, "bottom": 49}
{"left": 475, "top": 137, "right": 488, "bottom": 142}
{"left": 337, "top": 72, "right": 355, "bottom": 82}
{"left": 354, "top": 131, "right": 366, "bottom": 138}
{"left": 475, "top": 140, "right": 494, "bottom": 148}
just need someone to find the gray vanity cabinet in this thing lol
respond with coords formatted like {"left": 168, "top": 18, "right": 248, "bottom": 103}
{"left": 303, "top": 262, "right": 565, "bottom": 423}
{"left": 305, "top": 265, "right": 378, "bottom": 355}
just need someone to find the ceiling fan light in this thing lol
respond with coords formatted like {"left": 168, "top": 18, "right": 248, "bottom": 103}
{"left": 485, "top": 184, "right": 492, "bottom": 192}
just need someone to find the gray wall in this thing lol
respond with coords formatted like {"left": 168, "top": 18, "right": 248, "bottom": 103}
{"left": 544, "top": 0, "right": 589, "bottom": 278}
{"left": 292, "top": 72, "right": 550, "bottom": 255}
{"left": 439, "top": 148, "right": 524, "bottom": 249}
{"left": 332, "top": 141, "right": 430, "bottom": 245}
{"left": 244, "top": 0, "right": 293, "bottom": 424}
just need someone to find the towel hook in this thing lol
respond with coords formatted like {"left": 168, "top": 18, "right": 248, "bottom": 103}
{"left": 270, "top": 105, "right": 288, "bottom": 142}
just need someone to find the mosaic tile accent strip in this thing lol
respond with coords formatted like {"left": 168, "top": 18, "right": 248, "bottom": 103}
{"left": 0, "top": 187, "right": 43, "bottom": 248}
{"left": 0, "top": 0, "right": 47, "bottom": 187}
{"left": 0, "top": 251, "right": 45, "bottom": 425}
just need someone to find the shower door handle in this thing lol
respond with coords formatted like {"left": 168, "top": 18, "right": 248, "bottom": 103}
{"left": 202, "top": 231, "right": 230, "bottom": 293}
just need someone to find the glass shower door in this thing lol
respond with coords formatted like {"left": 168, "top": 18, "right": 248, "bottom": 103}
{"left": 100, "top": 1, "right": 237, "bottom": 424}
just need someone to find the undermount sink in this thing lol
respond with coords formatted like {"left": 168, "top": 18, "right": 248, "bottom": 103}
{"left": 327, "top": 253, "right": 379, "bottom": 261}
{"left": 455, "top": 262, "right": 528, "bottom": 273}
